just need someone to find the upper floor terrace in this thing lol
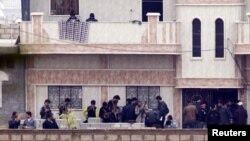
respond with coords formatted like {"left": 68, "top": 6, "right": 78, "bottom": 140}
{"left": 19, "top": 13, "right": 181, "bottom": 55}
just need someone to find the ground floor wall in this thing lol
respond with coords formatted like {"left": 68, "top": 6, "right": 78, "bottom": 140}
{"left": 33, "top": 86, "right": 176, "bottom": 121}
{"left": 0, "top": 129, "right": 207, "bottom": 141}
{"left": 0, "top": 55, "right": 25, "bottom": 127}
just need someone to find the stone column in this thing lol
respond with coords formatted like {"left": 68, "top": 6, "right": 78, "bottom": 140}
{"left": 31, "top": 12, "right": 43, "bottom": 43}
{"left": 147, "top": 13, "right": 160, "bottom": 44}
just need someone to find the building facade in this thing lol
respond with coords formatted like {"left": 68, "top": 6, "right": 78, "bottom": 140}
{"left": 1, "top": 0, "right": 250, "bottom": 127}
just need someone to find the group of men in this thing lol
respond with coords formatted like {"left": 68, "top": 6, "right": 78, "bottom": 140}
{"left": 8, "top": 95, "right": 170, "bottom": 129}
{"left": 183, "top": 99, "right": 248, "bottom": 128}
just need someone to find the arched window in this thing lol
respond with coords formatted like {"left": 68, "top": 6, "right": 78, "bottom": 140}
{"left": 215, "top": 18, "right": 224, "bottom": 58}
{"left": 192, "top": 18, "right": 201, "bottom": 57}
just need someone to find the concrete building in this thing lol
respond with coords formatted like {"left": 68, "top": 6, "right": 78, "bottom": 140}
{"left": 1, "top": 0, "right": 250, "bottom": 127}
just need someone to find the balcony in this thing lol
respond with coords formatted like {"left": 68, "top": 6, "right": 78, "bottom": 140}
{"left": 19, "top": 13, "right": 181, "bottom": 55}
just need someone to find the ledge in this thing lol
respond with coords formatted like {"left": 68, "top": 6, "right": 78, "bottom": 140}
{"left": 235, "top": 44, "right": 250, "bottom": 55}
{"left": 176, "top": 78, "right": 243, "bottom": 88}
{"left": 0, "top": 46, "right": 18, "bottom": 54}
{"left": 19, "top": 44, "right": 181, "bottom": 55}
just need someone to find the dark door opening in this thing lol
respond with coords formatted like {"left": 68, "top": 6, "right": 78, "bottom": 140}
{"left": 142, "top": 0, "right": 163, "bottom": 22}
{"left": 182, "top": 89, "right": 238, "bottom": 109}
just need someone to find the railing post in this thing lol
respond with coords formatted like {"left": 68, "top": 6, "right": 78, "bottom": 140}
{"left": 147, "top": 13, "right": 160, "bottom": 44}
{"left": 31, "top": 12, "right": 43, "bottom": 43}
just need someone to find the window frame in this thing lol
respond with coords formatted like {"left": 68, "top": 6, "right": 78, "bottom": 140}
{"left": 49, "top": 0, "right": 79, "bottom": 16}
{"left": 192, "top": 18, "right": 202, "bottom": 58}
{"left": 126, "top": 86, "right": 160, "bottom": 109}
{"left": 48, "top": 86, "right": 82, "bottom": 109}
{"left": 215, "top": 18, "right": 225, "bottom": 58}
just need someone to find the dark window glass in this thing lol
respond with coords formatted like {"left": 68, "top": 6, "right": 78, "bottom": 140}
{"left": 126, "top": 86, "right": 160, "bottom": 109}
{"left": 142, "top": 0, "right": 163, "bottom": 22}
{"left": 215, "top": 18, "right": 224, "bottom": 58}
{"left": 51, "top": 0, "right": 79, "bottom": 15}
{"left": 48, "top": 86, "right": 82, "bottom": 109}
{"left": 192, "top": 18, "right": 201, "bottom": 57}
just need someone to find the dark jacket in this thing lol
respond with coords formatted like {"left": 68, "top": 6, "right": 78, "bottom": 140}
{"left": 40, "top": 106, "right": 52, "bottom": 119}
{"left": 58, "top": 104, "right": 69, "bottom": 116}
{"left": 99, "top": 107, "right": 110, "bottom": 122}
{"left": 87, "top": 105, "right": 97, "bottom": 118}
{"left": 234, "top": 106, "right": 248, "bottom": 125}
{"left": 122, "top": 103, "right": 136, "bottom": 122}
{"left": 197, "top": 108, "right": 207, "bottom": 122}
{"left": 207, "top": 110, "right": 220, "bottom": 125}
{"left": 145, "top": 110, "right": 160, "bottom": 127}
{"left": 218, "top": 107, "right": 233, "bottom": 125}
{"left": 8, "top": 118, "right": 20, "bottom": 129}
{"left": 43, "top": 119, "right": 59, "bottom": 129}
{"left": 158, "top": 101, "right": 169, "bottom": 118}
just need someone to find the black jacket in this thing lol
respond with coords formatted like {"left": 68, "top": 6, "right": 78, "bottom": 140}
{"left": 87, "top": 105, "right": 97, "bottom": 117}
{"left": 207, "top": 110, "right": 220, "bottom": 125}
{"left": 43, "top": 119, "right": 59, "bottom": 129}
{"left": 40, "top": 106, "right": 52, "bottom": 119}
{"left": 158, "top": 101, "right": 169, "bottom": 118}
{"left": 8, "top": 119, "right": 20, "bottom": 129}
{"left": 234, "top": 106, "right": 248, "bottom": 125}
{"left": 121, "top": 103, "right": 136, "bottom": 122}
{"left": 99, "top": 107, "right": 110, "bottom": 122}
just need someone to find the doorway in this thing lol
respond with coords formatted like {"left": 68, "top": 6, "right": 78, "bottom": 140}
{"left": 182, "top": 88, "right": 238, "bottom": 109}
{"left": 142, "top": 0, "right": 163, "bottom": 22}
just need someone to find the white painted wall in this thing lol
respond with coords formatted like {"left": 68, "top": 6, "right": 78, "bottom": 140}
{"left": 108, "top": 87, "right": 126, "bottom": 107}
{"left": 177, "top": 5, "right": 243, "bottom": 78}
{"left": 30, "top": 0, "right": 141, "bottom": 22}
{"left": 160, "top": 87, "right": 174, "bottom": 117}
{"left": 88, "top": 22, "right": 146, "bottom": 44}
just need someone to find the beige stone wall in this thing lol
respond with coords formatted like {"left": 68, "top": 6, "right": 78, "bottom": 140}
{"left": 32, "top": 55, "right": 174, "bottom": 69}
{"left": 0, "top": 129, "right": 208, "bottom": 141}
{"left": 0, "top": 24, "right": 19, "bottom": 39}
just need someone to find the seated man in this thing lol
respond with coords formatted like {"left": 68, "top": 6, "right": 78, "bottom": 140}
{"left": 145, "top": 110, "right": 160, "bottom": 128}
{"left": 67, "top": 10, "right": 80, "bottom": 22}
{"left": 8, "top": 112, "right": 20, "bottom": 129}
{"left": 86, "top": 13, "right": 98, "bottom": 22}
{"left": 23, "top": 111, "right": 36, "bottom": 129}
{"left": 43, "top": 112, "right": 59, "bottom": 129}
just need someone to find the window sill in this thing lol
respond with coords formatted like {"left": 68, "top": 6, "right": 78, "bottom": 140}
{"left": 214, "top": 57, "right": 226, "bottom": 61}
{"left": 191, "top": 57, "right": 203, "bottom": 61}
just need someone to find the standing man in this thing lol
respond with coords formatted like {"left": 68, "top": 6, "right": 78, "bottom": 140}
{"left": 156, "top": 96, "right": 169, "bottom": 128}
{"left": 40, "top": 99, "right": 52, "bottom": 119}
{"left": 217, "top": 100, "right": 233, "bottom": 125}
{"left": 234, "top": 101, "right": 248, "bottom": 125}
{"left": 122, "top": 98, "right": 136, "bottom": 123}
{"left": 58, "top": 98, "right": 71, "bottom": 116}
{"left": 108, "top": 95, "right": 121, "bottom": 122}
{"left": 183, "top": 101, "right": 198, "bottom": 128}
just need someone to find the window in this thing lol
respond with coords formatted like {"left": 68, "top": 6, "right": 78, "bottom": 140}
{"left": 50, "top": 0, "right": 79, "bottom": 15}
{"left": 48, "top": 86, "right": 82, "bottom": 109}
{"left": 215, "top": 18, "right": 224, "bottom": 58}
{"left": 126, "top": 86, "right": 160, "bottom": 109}
{"left": 142, "top": 0, "right": 163, "bottom": 22}
{"left": 192, "top": 18, "right": 201, "bottom": 57}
